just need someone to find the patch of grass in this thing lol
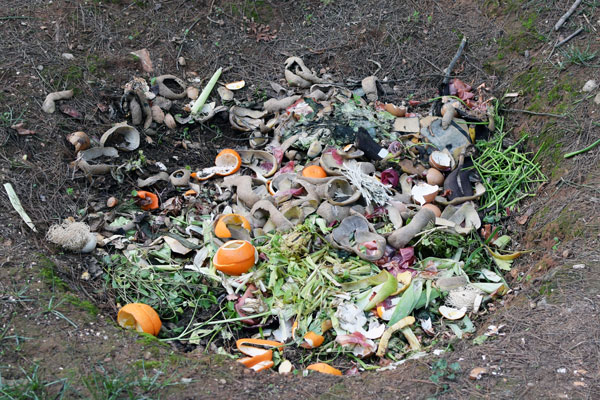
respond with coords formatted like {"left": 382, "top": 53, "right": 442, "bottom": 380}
{"left": 560, "top": 45, "right": 598, "bottom": 68}
{"left": 39, "top": 296, "right": 79, "bottom": 329}
{"left": 0, "top": 107, "right": 25, "bottom": 128}
{"left": 0, "top": 364, "right": 71, "bottom": 399}
{"left": 82, "top": 362, "right": 179, "bottom": 399}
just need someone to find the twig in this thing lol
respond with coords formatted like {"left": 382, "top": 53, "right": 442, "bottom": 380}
{"left": 499, "top": 108, "right": 565, "bottom": 118}
{"left": 564, "top": 138, "right": 600, "bottom": 158}
{"left": 554, "top": 27, "right": 583, "bottom": 48}
{"left": 583, "top": 13, "right": 597, "bottom": 32}
{"left": 0, "top": 16, "right": 33, "bottom": 20}
{"left": 367, "top": 59, "right": 382, "bottom": 76}
{"left": 443, "top": 36, "right": 467, "bottom": 86}
{"left": 554, "top": 0, "right": 582, "bottom": 31}
{"left": 176, "top": 18, "right": 204, "bottom": 70}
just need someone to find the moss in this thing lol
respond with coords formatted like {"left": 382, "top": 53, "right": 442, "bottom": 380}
{"left": 132, "top": 360, "right": 161, "bottom": 369}
{"left": 230, "top": 0, "right": 274, "bottom": 24}
{"left": 136, "top": 333, "right": 166, "bottom": 347}
{"left": 65, "top": 294, "right": 99, "bottom": 316}
{"left": 37, "top": 255, "right": 68, "bottom": 292}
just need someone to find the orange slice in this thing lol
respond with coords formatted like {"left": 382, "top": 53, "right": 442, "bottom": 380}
{"left": 214, "top": 214, "right": 251, "bottom": 239}
{"left": 117, "top": 303, "right": 162, "bottom": 336}
{"left": 306, "top": 363, "right": 342, "bottom": 376}
{"left": 225, "top": 80, "right": 245, "bottom": 90}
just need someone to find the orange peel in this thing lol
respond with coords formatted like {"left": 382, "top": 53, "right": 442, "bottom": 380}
{"left": 135, "top": 190, "right": 159, "bottom": 211}
{"left": 236, "top": 338, "right": 284, "bottom": 357}
{"left": 301, "top": 331, "right": 325, "bottom": 349}
{"left": 306, "top": 363, "right": 342, "bottom": 376}
{"left": 238, "top": 349, "right": 273, "bottom": 372}
{"left": 117, "top": 303, "right": 162, "bottom": 336}
{"left": 213, "top": 240, "right": 257, "bottom": 275}
{"left": 214, "top": 214, "right": 251, "bottom": 239}
{"left": 302, "top": 165, "right": 327, "bottom": 179}
{"left": 215, "top": 148, "right": 241, "bottom": 176}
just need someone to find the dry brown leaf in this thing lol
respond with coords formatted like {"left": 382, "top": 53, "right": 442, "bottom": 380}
{"left": 469, "top": 367, "right": 488, "bottom": 380}
{"left": 130, "top": 48, "right": 154, "bottom": 73}
{"left": 10, "top": 123, "right": 35, "bottom": 135}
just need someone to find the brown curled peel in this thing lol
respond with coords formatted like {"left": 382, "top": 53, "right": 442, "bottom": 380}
{"left": 264, "top": 95, "right": 301, "bottom": 113}
{"left": 250, "top": 200, "right": 293, "bottom": 232}
{"left": 42, "top": 90, "right": 74, "bottom": 114}
{"left": 223, "top": 175, "right": 270, "bottom": 209}
{"left": 387, "top": 208, "right": 436, "bottom": 249}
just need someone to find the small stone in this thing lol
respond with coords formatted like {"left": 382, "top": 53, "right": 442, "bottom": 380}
{"left": 178, "top": 56, "right": 186, "bottom": 66}
{"left": 529, "top": 301, "right": 536, "bottom": 309}
{"left": 219, "top": 379, "right": 226, "bottom": 384}
{"left": 557, "top": 367, "right": 567, "bottom": 374}
{"left": 144, "top": 351, "right": 152, "bottom": 360}
{"left": 572, "top": 264, "right": 586, "bottom": 269}
{"left": 594, "top": 92, "right": 600, "bottom": 105}
{"left": 562, "top": 249, "right": 571, "bottom": 258}
{"left": 582, "top": 80, "right": 598, "bottom": 92}
{"left": 62, "top": 53, "right": 75, "bottom": 60}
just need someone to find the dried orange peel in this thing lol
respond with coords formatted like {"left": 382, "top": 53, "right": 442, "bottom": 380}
{"left": 306, "top": 363, "right": 342, "bottom": 376}
{"left": 213, "top": 240, "right": 257, "bottom": 275}
{"left": 214, "top": 214, "right": 251, "bottom": 239}
{"left": 117, "top": 303, "right": 162, "bottom": 336}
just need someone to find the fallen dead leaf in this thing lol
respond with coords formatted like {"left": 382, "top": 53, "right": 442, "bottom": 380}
{"left": 10, "top": 123, "right": 35, "bottom": 135}
{"left": 60, "top": 104, "right": 83, "bottom": 119}
{"left": 469, "top": 367, "right": 488, "bottom": 380}
{"left": 130, "top": 48, "right": 154, "bottom": 73}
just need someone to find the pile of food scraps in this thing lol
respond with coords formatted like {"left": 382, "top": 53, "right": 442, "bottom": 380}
{"left": 41, "top": 53, "right": 545, "bottom": 376}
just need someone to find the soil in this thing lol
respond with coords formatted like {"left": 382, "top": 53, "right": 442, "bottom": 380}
{"left": 1, "top": 0, "right": 600, "bottom": 399}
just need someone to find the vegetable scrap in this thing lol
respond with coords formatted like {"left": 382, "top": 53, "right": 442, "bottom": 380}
{"left": 45, "top": 53, "right": 547, "bottom": 374}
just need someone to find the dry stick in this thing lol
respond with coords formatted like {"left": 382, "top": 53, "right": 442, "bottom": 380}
{"left": 500, "top": 108, "right": 565, "bottom": 118}
{"left": 555, "top": 27, "right": 584, "bottom": 48}
{"left": 554, "top": 0, "right": 583, "bottom": 31}
{"left": 442, "top": 36, "right": 467, "bottom": 86}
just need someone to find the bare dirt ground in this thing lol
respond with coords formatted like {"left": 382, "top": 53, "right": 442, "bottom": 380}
{"left": 1, "top": 0, "right": 600, "bottom": 399}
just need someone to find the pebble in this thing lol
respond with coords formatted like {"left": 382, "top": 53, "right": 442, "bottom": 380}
{"left": 572, "top": 264, "right": 586, "bottom": 269}
{"left": 582, "top": 80, "right": 598, "bottom": 92}
{"left": 594, "top": 92, "right": 600, "bottom": 105}
{"left": 62, "top": 53, "right": 75, "bottom": 60}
